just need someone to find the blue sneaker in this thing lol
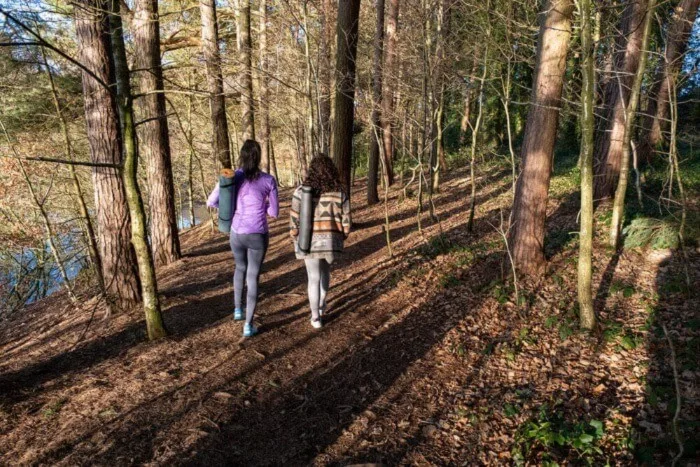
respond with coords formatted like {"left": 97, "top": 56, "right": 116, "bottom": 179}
{"left": 243, "top": 323, "right": 258, "bottom": 337}
{"left": 233, "top": 308, "right": 244, "bottom": 321}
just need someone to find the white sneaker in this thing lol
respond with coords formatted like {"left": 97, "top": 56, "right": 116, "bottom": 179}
{"left": 310, "top": 318, "right": 323, "bottom": 329}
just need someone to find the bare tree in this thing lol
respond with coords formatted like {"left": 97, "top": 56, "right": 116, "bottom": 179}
{"left": 641, "top": 0, "right": 699, "bottom": 159}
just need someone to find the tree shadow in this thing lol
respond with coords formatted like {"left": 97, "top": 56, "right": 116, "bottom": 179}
{"left": 181, "top": 252, "right": 502, "bottom": 465}
{"left": 636, "top": 250, "right": 699, "bottom": 464}
{"left": 28, "top": 209, "right": 503, "bottom": 465}
{"left": 176, "top": 252, "right": 506, "bottom": 465}
{"left": 593, "top": 250, "right": 621, "bottom": 314}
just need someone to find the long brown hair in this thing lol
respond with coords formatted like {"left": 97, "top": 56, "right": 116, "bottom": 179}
{"left": 238, "top": 139, "right": 262, "bottom": 180}
{"left": 303, "top": 153, "right": 343, "bottom": 194}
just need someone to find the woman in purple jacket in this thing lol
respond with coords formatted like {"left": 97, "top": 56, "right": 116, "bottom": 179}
{"left": 207, "top": 140, "right": 279, "bottom": 337}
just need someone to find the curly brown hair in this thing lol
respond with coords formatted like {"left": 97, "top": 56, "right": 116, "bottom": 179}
{"left": 303, "top": 153, "right": 343, "bottom": 194}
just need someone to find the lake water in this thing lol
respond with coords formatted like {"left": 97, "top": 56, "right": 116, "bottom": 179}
{"left": 1, "top": 202, "right": 212, "bottom": 311}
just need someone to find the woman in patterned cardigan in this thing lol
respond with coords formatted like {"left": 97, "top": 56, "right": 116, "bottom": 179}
{"left": 290, "top": 154, "right": 351, "bottom": 329}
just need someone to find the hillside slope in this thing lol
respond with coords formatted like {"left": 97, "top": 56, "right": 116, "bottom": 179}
{"left": 0, "top": 165, "right": 696, "bottom": 465}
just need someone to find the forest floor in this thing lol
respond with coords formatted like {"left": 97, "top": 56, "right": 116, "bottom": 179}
{"left": 0, "top": 159, "right": 698, "bottom": 466}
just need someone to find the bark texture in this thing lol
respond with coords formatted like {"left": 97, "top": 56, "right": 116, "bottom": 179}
{"left": 200, "top": 0, "right": 232, "bottom": 169}
{"left": 133, "top": 0, "right": 181, "bottom": 267}
{"left": 578, "top": 0, "right": 596, "bottom": 330}
{"left": 74, "top": 0, "right": 141, "bottom": 306}
{"left": 508, "top": 0, "right": 575, "bottom": 276}
{"left": 593, "top": 0, "right": 649, "bottom": 200}
{"left": 333, "top": 0, "right": 361, "bottom": 197}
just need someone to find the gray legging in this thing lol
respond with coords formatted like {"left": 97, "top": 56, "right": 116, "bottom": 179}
{"left": 230, "top": 232, "right": 269, "bottom": 324}
{"left": 304, "top": 258, "right": 331, "bottom": 321}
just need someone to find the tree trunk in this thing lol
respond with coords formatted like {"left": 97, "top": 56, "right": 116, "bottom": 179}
{"left": 460, "top": 58, "right": 479, "bottom": 146}
{"left": 508, "top": 0, "right": 575, "bottom": 276}
{"left": 380, "top": 0, "right": 399, "bottom": 186}
{"left": 109, "top": 1, "right": 168, "bottom": 339}
{"left": 133, "top": 0, "right": 181, "bottom": 267}
{"left": 593, "top": 0, "right": 650, "bottom": 200}
{"left": 467, "top": 41, "right": 488, "bottom": 233}
{"left": 431, "top": 0, "right": 449, "bottom": 193}
{"left": 74, "top": 0, "right": 141, "bottom": 306}
{"left": 610, "top": 0, "right": 656, "bottom": 247}
{"left": 578, "top": 0, "right": 595, "bottom": 330}
{"left": 333, "top": 0, "right": 361, "bottom": 198}
{"left": 259, "top": 0, "right": 270, "bottom": 172}
{"left": 368, "top": 0, "right": 385, "bottom": 206}
{"left": 270, "top": 139, "right": 279, "bottom": 182}
{"left": 641, "top": 0, "right": 699, "bottom": 159}
{"left": 239, "top": 0, "right": 255, "bottom": 141}
{"left": 302, "top": 2, "right": 317, "bottom": 156}
{"left": 319, "top": 0, "right": 334, "bottom": 153}
{"left": 200, "top": 0, "right": 232, "bottom": 169}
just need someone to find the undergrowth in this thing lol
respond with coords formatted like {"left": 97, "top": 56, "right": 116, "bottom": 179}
{"left": 512, "top": 403, "right": 606, "bottom": 466}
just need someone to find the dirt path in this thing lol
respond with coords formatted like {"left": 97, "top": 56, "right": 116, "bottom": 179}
{"left": 0, "top": 165, "right": 696, "bottom": 465}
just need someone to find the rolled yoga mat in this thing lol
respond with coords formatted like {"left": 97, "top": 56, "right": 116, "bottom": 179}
{"left": 217, "top": 168, "right": 237, "bottom": 234}
{"left": 297, "top": 185, "right": 314, "bottom": 253}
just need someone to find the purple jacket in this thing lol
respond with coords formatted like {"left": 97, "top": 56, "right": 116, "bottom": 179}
{"left": 207, "top": 170, "right": 279, "bottom": 234}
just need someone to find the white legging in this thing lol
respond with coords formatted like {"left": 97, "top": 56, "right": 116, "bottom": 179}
{"left": 304, "top": 258, "right": 330, "bottom": 320}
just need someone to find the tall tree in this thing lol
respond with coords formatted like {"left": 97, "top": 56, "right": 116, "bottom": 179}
{"left": 74, "top": 0, "right": 141, "bottom": 306}
{"left": 459, "top": 57, "right": 479, "bottom": 146}
{"left": 368, "top": 0, "right": 385, "bottom": 206}
{"left": 333, "top": 0, "right": 361, "bottom": 197}
{"left": 319, "top": 0, "right": 334, "bottom": 153}
{"left": 109, "top": 0, "right": 168, "bottom": 339}
{"left": 578, "top": 0, "right": 596, "bottom": 330}
{"left": 380, "top": 0, "right": 399, "bottom": 186}
{"left": 641, "top": 0, "right": 700, "bottom": 158}
{"left": 593, "top": 0, "right": 650, "bottom": 200}
{"left": 508, "top": 0, "right": 575, "bottom": 276}
{"left": 431, "top": 0, "right": 450, "bottom": 192}
{"left": 302, "top": 1, "right": 317, "bottom": 156}
{"left": 610, "top": 0, "right": 656, "bottom": 247}
{"left": 239, "top": 0, "right": 255, "bottom": 141}
{"left": 200, "top": 0, "right": 232, "bottom": 169}
{"left": 133, "top": 0, "right": 181, "bottom": 267}
{"left": 259, "top": 0, "right": 271, "bottom": 172}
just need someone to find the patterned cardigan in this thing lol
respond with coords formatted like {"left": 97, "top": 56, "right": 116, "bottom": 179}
{"left": 289, "top": 186, "right": 351, "bottom": 262}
